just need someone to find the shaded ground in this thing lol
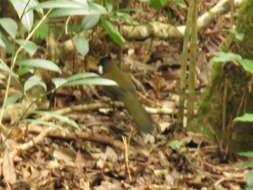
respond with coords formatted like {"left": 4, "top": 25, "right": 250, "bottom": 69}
{"left": 0, "top": 0, "right": 249, "bottom": 189}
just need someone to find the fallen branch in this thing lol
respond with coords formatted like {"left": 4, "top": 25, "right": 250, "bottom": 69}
{"left": 122, "top": 0, "right": 244, "bottom": 39}
{"left": 28, "top": 126, "right": 129, "bottom": 151}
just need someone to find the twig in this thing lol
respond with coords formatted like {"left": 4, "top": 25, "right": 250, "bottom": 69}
{"left": 123, "top": 136, "right": 132, "bottom": 182}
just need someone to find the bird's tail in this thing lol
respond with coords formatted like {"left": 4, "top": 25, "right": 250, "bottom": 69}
{"left": 121, "top": 93, "right": 154, "bottom": 133}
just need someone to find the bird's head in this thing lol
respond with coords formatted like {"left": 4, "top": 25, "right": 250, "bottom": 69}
{"left": 98, "top": 56, "right": 113, "bottom": 75}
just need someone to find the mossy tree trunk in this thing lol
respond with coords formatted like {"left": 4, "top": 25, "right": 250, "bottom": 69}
{"left": 189, "top": 0, "right": 253, "bottom": 154}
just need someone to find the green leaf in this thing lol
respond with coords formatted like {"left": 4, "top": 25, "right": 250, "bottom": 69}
{"left": 67, "top": 72, "right": 98, "bottom": 80}
{"left": 0, "top": 33, "right": 6, "bottom": 47}
{"left": 52, "top": 72, "right": 99, "bottom": 88}
{"left": 166, "top": 140, "right": 183, "bottom": 149}
{"left": 239, "top": 59, "right": 253, "bottom": 74}
{"left": 15, "top": 39, "right": 38, "bottom": 56}
{"left": 53, "top": 73, "right": 117, "bottom": 88}
{"left": 9, "top": 0, "right": 34, "bottom": 31}
{"left": 0, "top": 18, "right": 18, "bottom": 38}
{"left": 111, "top": 12, "right": 139, "bottom": 25}
{"left": 149, "top": 0, "right": 168, "bottom": 9}
{"left": 234, "top": 113, "right": 253, "bottom": 122}
{"left": 171, "top": 0, "right": 187, "bottom": 8}
{"left": 247, "top": 170, "right": 253, "bottom": 187}
{"left": 100, "top": 19, "right": 127, "bottom": 46}
{"left": 229, "top": 28, "right": 244, "bottom": 41}
{"left": 18, "top": 67, "right": 34, "bottom": 76}
{"left": 52, "top": 78, "right": 67, "bottom": 89}
{"left": 30, "top": 0, "right": 43, "bottom": 14}
{"left": 24, "top": 75, "right": 47, "bottom": 93}
{"left": 238, "top": 151, "right": 253, "bottom": 158}
{"left": 102, "top": 0, "right": 113, "bottom": 12}
{"left": 239, "top": 161, "right": 253, "bottom": 168}
{"left": 62, "top": 77, "right": 117, "bottom": 87}
{"left": 4, "top": 93, "right": 23, "bottom": 108}
{"left": 0, "top": 59, "right": 18, "bottom": 79}
{"left": 39, "top": 1, "right": 106, "bottom": 17}
{"left": 32, "top": 110, "right": 79, "bottom": 129}
{"left": 73, "top": 35, "right": 89, "bottom": 56}
{"left": 210, "top": 51, "right": 242, "bottom": 63}
{"left": 139, "top": 0, "right": 150, "bottom": 2}
{"left": 50, "top": 7, "right": 106, "bottom": 17}
{"left": 17, "top": 59, "right": 61, "bottom": 73}
{"left": 0, "top": 33, "right": 15, "bottom": 53}
{"left": 35, "top": 0, "right": 88, "bottom": 9}
{"left": 81, "top": 14, "right": 100, "bottom": 30}
{"left": 33, "top": 19, "right": 49, "bottom": 40}
{"left": 23, "top": 119, "right": 64, "bottom": 129}
{"left": 88, "top": 1, "right": 108, "bottom": 14}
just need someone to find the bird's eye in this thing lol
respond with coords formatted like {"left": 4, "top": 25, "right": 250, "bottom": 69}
{"left": 98, "top": 65, "right": 103, "bottom": 74}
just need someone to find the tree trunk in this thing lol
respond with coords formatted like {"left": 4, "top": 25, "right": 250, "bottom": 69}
{"left": 189, "top": 0, "right": 253, "bottom": 154}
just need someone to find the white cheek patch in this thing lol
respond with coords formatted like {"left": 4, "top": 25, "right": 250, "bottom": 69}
{"left": 98, "top": 65, "right": 103, "bottom": 74}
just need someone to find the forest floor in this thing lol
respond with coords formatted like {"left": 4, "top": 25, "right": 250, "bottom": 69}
{"left": 0, "top": 0, "right": 249, "bottom": 189}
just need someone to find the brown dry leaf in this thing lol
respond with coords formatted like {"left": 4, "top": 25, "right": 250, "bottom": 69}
{"left": 105, "top": 146, "right": 118, "bottom": 162}
{"left": 92, "top": 152, "right": 107, "bottom": 169}
{"left": 75, "top": 151, "right": 86, "bottom": 169}
{"left": 94, "top": 181, "right": 123, "bottom": 190}
{"left": 53, "top": 147, "right": 76, "bottom": 166}
{"left": 159, "top": 122, "right": 172, "bottom": 132}
{"left": 3, "top": 140, "right": 17, "bottom": 184}
{"left": 80, "top": 180, "right": 91, "bottom": 190}
{"left": 92, "top": 146, "right": 118, "bottom": 169}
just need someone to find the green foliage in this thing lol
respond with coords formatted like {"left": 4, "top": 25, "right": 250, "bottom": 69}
{"left": 229, "top": 28, "right": 245, "bottom": 41}
{"left": 31, "top": 0, "right": 136, "bottom": 50}
{"left": 234, "top": 113, "right": 253, "bottom": 122}
{"left": 170, "top": 0, "right": 187, "bottom": 8}
{"left": 110, "top": 11, "right": 139, "bottom": 25}
{"left": 0, "top": 31, "right": 6, "bottom": 47}
{"left": 81, "top": 14, "right": 101, "bottom": 30}
{"left": 245, "top": 170, "right": 253, "bottom": 190}
{"left": 4, "top": 93, "right": 23, "bottom": 108}
{"left": 31, "top": 110, "right": 79, "bottom": 129}
{"left": 73, "top": 35, "right": 89, "bottom": 56}
{"left": 238, "top": 151, "right": 253, "bottom": 168}
{"left": 166, "top": 140, "right": 186, "bottom": 153}
{"left": 34, "top": 0, "right": 107, "bottom": 16}
{"left": 23, "top": 119, "right": 65, "bottom": 129}
{"left": 211, "top": 51, "right": 253, "bottom": 75}
{"left": 240, "top": 59, "right": 253, "bottom": 74}
{"left": 150, "top": 0, "right": 169, "bottom": 9}
{"left": 24, "top": 75, "right": 47, "bottom": 93}
{"left": 101, "top": 0, "right": 113, "bottom": 12}
{"left": 0, "top": 59, "right": 18, "bottom": 79}
{"left": 0, "top": 18, "right": 18, "bottom": 49}
{"left": 100, "top": 18, "right": 127, "bottom": 46}
{"left": 15, "top": 39, "right": 38, "bottom": 56}
{"left": 16, "top": 59, "right": 62, "bottom": 73}
{"left": 140, "top": 0, "right": 186, "bottom": 9}
{"left": 0, "top": 18, "right": 18, "bottom": 38}
{"left": 238, "top": 151, "right": 253, "bottom": 189}
{"left": 9, "top": 0, "right": 38, "bottom": 31}
{"left": 33, "top": 20, "right": 49, "bottom": 40}
{"left": 52, "top": 72, "right": 117, "bottom": 89}
{"left": 0, "top": 0, "right": 127, "bottom": 129}
{"left": 210, "top": 52, "right": 242, "bottom": 63}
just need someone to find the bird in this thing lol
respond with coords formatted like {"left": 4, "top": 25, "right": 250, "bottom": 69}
{"left": 98, "top": 56, "right": 154, "bottom": 133}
